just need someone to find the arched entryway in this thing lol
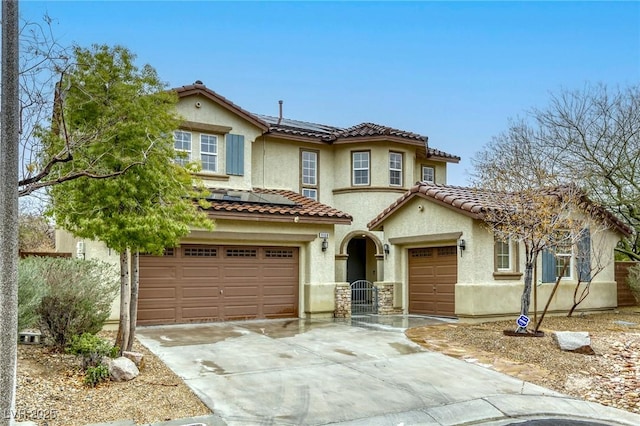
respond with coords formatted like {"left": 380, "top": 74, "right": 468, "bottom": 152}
{"left": 339, "top": 231, "right": 384, "bottom": 283}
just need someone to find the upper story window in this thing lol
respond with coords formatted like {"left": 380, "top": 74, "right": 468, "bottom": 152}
{"left": 422, "top": 166, "right": 435, "bottom": 183}
{"left": 389, "top": 152, "right": 403, "bottom": 186}
{"left": 352, "top": 151, "right": 370, "bottom": 186}
{"left": 200, "top": 134, "right": 218, "bottom": 172}
{"left": 301, "top": 150, "right": 318, "bottom": 200}
{"left": 302, "top": 188, "right": 317, "bottom": 200}
{"left": 174, "top": 131, "right": 192, "bottom": 166}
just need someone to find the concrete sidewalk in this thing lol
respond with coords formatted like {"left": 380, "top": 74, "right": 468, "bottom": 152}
{"left": 133, "top": 318, "right": 640, "bottom": 426}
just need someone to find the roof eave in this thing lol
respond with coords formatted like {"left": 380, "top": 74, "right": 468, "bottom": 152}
{"left": 429, "top": 154, "right": 461, "bottom": 164}
{"left": 265, "top": 131, "right": 331, "bottom": 144}
{"left": 368, "top": 190, "right": 482, "bottom": 230}
{"left": 205, "top": 209, "right": 352, "bottom": 225}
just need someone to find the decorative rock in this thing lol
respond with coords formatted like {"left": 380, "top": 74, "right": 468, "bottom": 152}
{"left": 554, "top": 331, "right": 595, "bottom": 355}
{"left": 564, "top": 373, "right": 593, "bottom": 392}
{"left": 109, "top": 356, "right": 140, "bottom": 382}
{"left": 122, "top": 350, "right": 145, "bottom": 368}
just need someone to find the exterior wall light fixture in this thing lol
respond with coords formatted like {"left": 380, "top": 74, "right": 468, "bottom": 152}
{"left": 319, "top": 232, "right": 329, "bottom": 252}
{"left": 459, "top": 239, "right": 466, "bottom": 252}
{"left": 383, "top": 243, "right": 390, "bottom": 256}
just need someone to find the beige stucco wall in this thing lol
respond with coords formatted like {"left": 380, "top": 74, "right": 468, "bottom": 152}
{"left": 456, "top": 281, "right": 617, "bottom": 320}
{"left": 176, "top": 95, "right": 264, "bottom": 190}
{"left": 377, "top": 196, "right": 623, "bottom": 318}
{"left": 380, "top": 197, "right": 473, "bottom": 310}
{"left": 251, "top": 136, "right": 336, "bottom": 201}
{"left": 246, "top": 128, "right": 454, "bottom": 289}
{"left": 328, "top": 144, "right": 451, "bottom": 274}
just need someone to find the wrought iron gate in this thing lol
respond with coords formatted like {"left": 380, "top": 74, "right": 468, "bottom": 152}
{"left": 350, "top": 280, "right": 378, "bottom": 314}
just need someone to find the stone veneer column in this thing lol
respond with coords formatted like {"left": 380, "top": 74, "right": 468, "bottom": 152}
{"left": 334, "top": 282, "right": 351, "bottom": 318}
{"left": 375, "top": 283, "right": 396, "bottom": 315}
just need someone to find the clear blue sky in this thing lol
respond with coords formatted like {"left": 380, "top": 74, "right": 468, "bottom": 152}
{"left": 21, "top": 1, "right": 640, "bottom": 186}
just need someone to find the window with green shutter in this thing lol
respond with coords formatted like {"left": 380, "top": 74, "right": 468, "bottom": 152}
{"left": 541, "top": 249, "right": 557, "bottom": 283}
{"left": 226, "top": 134, "right": 244, "bottom": 175}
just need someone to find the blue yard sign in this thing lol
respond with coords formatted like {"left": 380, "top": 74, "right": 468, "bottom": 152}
{"left": 516, "top": 315, "right": 530, "bottom": 328}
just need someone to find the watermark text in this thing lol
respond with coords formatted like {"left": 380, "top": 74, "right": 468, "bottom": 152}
{"left": 3, "top": 408, "right": 58, "bottom": 420}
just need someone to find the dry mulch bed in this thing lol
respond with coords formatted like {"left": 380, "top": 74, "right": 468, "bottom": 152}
{"left": 406, "top": 307, "right": 640, "bottom": 414}
{"left": 15, "top": 334, "right": 210, "bottom": 426}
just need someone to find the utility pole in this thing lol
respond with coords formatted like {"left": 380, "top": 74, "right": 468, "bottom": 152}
{"left": 0, "top": 1, "right": 21, "bottom": 425}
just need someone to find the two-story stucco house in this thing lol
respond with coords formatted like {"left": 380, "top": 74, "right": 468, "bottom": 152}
{"left": 56, "top": 81, "right": 630, "bottom": 326}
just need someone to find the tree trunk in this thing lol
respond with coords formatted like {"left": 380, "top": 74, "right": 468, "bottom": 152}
{"left": 126, "top": 250, "right": 140, "bottom": 352}
{"left": 567, "top": 281, "right": 590, "bottom": 317}
{"left": 115, "top": 250, "right": 131, "bottom": 355}
{"left": 0, "top": 2, "right": 21, "bottom": 424}
{"left": 535, "top": 261, "right": 568, "bottom": 332}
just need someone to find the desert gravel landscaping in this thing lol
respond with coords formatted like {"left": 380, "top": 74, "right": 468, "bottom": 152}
{"left": 14, "top": 307, "right": 640, "bottom": 425}
{"left": 407, "top": 306, "right": 640, "bottom": 415}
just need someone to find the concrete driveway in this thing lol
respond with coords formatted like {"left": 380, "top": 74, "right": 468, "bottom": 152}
{"left": 136, "top": 317, "right": 640, "bottom": 426}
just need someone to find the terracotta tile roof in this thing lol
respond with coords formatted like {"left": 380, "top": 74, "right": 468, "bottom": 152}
{"left": 174, "top": 83, "right": 460, "bottom": 162}
{"left": 368, "top": 182, "right": 632, "bottom": 236}
{"left": 203, "top": 187, "right": 352, "bottom": 224}
{"left": 334, "top": 122, "right": 426, "bottom": 142}
{"left": 258, "top": 115, "right": 460, "bottom": 162}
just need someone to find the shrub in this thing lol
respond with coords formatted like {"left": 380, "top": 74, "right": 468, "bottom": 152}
{"left": 84, "top": 364, "right": 110, "bottom": 387}
{"left": 31, "top": 257, "right": 118, "bottom": 349}
{"left": 67, "top": 333, "right": 118, "bottom": 369}
{"left": 17, "top": 257, "right": 48, "bottom": 331}
{"left": 627, "top": 263, "right": 640, "bottom": 305}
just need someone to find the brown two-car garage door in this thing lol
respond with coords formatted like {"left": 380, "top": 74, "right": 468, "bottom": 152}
{"left": 138, "top": 245, "right": 299, "bottom": 325}
{"left": 408, "top": 246, "right": 458, "bottom": 317}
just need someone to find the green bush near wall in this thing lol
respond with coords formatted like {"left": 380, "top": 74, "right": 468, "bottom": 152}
{"left": 18, "top": 256, "right": 119, "bottom": 348}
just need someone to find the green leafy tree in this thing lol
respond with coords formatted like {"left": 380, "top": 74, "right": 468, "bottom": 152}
{"left": 48, "top": 44, "right": 213, "bottom": 352}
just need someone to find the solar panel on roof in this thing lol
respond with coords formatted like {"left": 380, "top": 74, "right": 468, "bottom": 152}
{"left": 207, "top": 190, "right": 297, "bottom": 207}
{"left": 254, "top": 114, "right": 341, "bottom": 134}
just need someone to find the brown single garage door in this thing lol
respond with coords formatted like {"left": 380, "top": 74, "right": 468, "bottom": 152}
{"left": 137, "top": 245, "right": 299, "bottom": 325}
{"left": 408, "top": 246, "right": 458, "bottom": 317}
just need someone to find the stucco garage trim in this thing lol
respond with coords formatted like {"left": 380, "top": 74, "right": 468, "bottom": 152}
{"left": 390, "top": 232, "right": 462, "bottom": 246}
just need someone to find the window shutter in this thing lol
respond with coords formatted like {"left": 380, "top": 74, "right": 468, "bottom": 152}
{"left": 541, "top": 249, "right": 556, "bottom": 283}
{"left": 577, "top": 228, "right": 591, "bottom": 282}
{"left": 226, "top": 134, "right": 244, "bottom": 175}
